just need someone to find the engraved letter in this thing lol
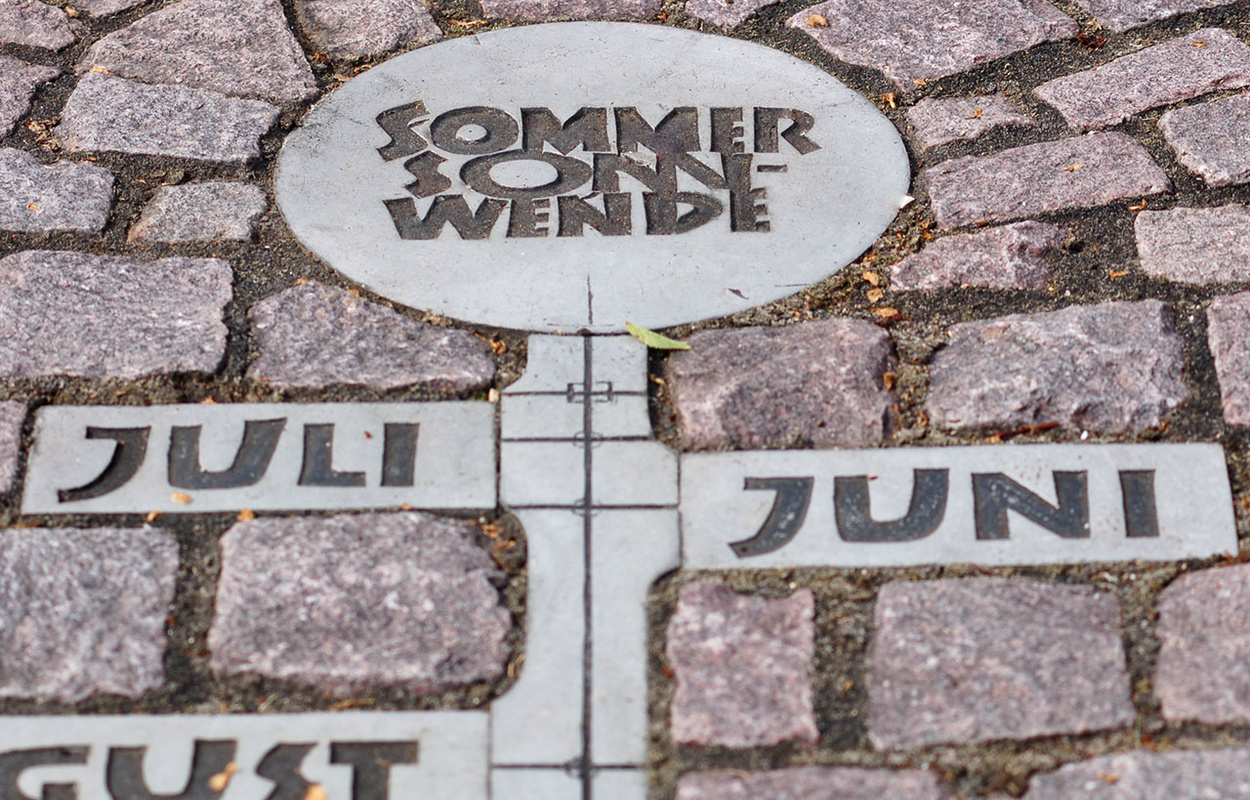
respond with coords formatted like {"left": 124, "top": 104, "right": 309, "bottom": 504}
{"left": 385, "top": 196, "right": 506, "bottom": 240}
{"left": 710, "top": 107, "right": 745, "bottom": 154}
{"left": 329, "top": 742, "right": 418, "bottom": 800}
{"left": 753, "top": 108, "right": 820, "bottom": 155}
{"left": 402, "top": 151, "right": 452, "bottom": 199}
{"left": 729, "top": 477, "right": 814, "bottom": 557}
{"left": 58, "top": 427, "right": 150, "bottom": 503}
{"left": 643, "top": 192, "right": 723, "bottom": 235}
{"left": 429, "top": 107, "right": 519, "bottom": 155}
{"left": 256, "top": 744, "right": 315, "bottom": 800}
{"left": 461, "top": 151, "right": 593, "bottom": 200}
{"left": 557, "top": 193, "right": 632, "bottom": 237}
{"left": 835, "top": 469, "right": 948, "bottom": 542}
{"left": 522, "top": 107, "right": 610, "bottom": 153}
{"left": 614, "top": 108, "right": 700, "bottom": 154}
{"left": 106, "top": 741, "right": 235, "bottom": 800}
{"left": 972, "top": 471, "right": 1090, "bottom": 540}
{"left": 168, "top": 418, "right": 285, "bottom": 490}
{"left": 0, "top": 746, "right": 88, "bottom": 800}
{"left": 381, "top": 423, "right": 419, "bottom": 487}
{"left": 376, "top": 101, "right": 429, "bottom": 161}
{"left": 299, "top": 424, "right": 365, "bottom": 487}
{"left": 1120, "top": 470, "right": 1160, "bottom": 538}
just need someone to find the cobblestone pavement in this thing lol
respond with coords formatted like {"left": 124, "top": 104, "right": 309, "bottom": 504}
{"left": 8, "top": 0, "right": 1250, "bottom": 799}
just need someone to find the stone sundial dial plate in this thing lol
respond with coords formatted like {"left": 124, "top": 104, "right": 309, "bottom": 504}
{"left": 275, "top": 22, "right": 911, "bottom": 333}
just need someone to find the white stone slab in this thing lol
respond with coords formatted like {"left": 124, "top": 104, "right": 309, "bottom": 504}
{"left": 500, "top": 441, "right": 586, "bottom": 507}
{"left": 593, "top": 441, "right": 679, "bottom": 507}
{"left": 0, "top": 711, "right": 486, "bottom": 800}
{"left": 491, "top": 768, "right": 582, "bottom": 800}
{"left": 594, "top": 770, "right": 649, "bottom": 800}
{"left": 23, "top": 403, "right": 495, "bottom": 514}
{"left": 501, "top": 393, "right": 651, "bottom": 440}
{"left": 681, "top": 444, "right": 1236, "bottom": 569}
{"left": 275, "top": 23, "right": 909, "bottom": 333}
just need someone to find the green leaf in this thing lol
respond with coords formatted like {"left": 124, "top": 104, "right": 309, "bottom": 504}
{"left": 626, "top": 322, "right": 691, "bottom": 350}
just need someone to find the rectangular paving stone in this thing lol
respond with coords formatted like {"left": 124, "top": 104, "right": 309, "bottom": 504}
{"left": 686, "top": 0, "right": 785, "bottom": 29}
{"left": 0, "top": 0, "right": 79, "bottom": 50}
{"left": 56, "top": 73, "right": 280, "bottom": 165}
{"left": 1161, "top": 91, "right": 1250, "bottom": 186}
{"left": 1074, "top": 0, "right": 1246, "bottom": 32}
{"left": 296, "top": 0, "right": 441, "bottom": 60}
{"left": 1136, "top": 204, "right": 1250, "bottom": 284}
{"left": 1204, "top": 291, "right": 1250, "bottom": 424}
{"left": 129, "top": 181, "right": 267, "bottom": 243}
{"left": 0, "top": 250, "right": 231, "bottom": 380}
{"left": 924, "top": 132, "right": 1171, "bottom": 227}
{"left": 677, "top": 768, "right": 944, "bottom": 800}
{"left": 480, "top": 0, "right": 663, "bottom": 20}
{"left": 1017, "top": 748, "right": 1250, "bottom": 799}
{"left": 0, "top": 57, "right": 59, "bottom": 139}
{"left": 680, "top": 443, "right": 1235, "bottom": 569}
{"left": 906, "top": 94, "right": 1037, "bottom": 151}
{"left": 23, "top": 402, "right": 496, "bottom": 514}
{"left": 0, "top": 402, "right": 24, "bottom": 495}
{"left": 1034, "top": 29, "right": 1250, "bottom": 130}
{"left": 891, "top": 220, "right": 1067, "bottom": 291}
{"left": 0, "top": 712, "right": 487, "bottom": 800}
{"left": 501, "top": 393, "right": 652, "bottom": 440}
{"left": 868, "top": 577, "right": 1135, "bottom": 748}
{"left": 210, "top": 512, "right": 509, "bottom": 695}
{"left": 492, "top": 769, "right": 581, "bottom": 800}
{"left": 0, "top": 148, "right": 113, "bottom": 234}
{"left": 0, "top": 527, "right": 176, "bottom": 703}
{"left": 787, "top": 0, "right": 1077, "bottom": 91}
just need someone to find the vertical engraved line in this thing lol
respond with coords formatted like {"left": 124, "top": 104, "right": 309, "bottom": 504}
{"left": 581, "top": 333, "right": 595, "bottom": 800}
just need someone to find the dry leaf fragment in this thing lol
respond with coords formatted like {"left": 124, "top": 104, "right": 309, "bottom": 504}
{"left": 488, "top": 338, "right": 507, "bottom": 355}
{"left": 294, "top": 278, "right": 310, "bottom": 285}
{"left": 883, "top": 371, "right": 896, "bottom": 390}
{"left": 305, "top": 786, "right": 327, "bottom": 800}
{"left": 1193, "top": 40, "right": 1208, "bottom": 47}
{"left": 171, "top": 491, "right": 193, "bottom": 504}
{"left": 201, "top": 397, "right": 216, "bottom": 404}
{"left": 1109, "top": 269, "right": 1130, "bottom": 279}
{"left": 871, "top": 307, "right": 901, "bottom": 321}
{"left": 237, "top": 508, "right": 256, "bottom": 522}
{"left": 881, "top": 92, "right": 896, "bottom": 109}
{"left": 1128, "top": 200, "right": 1148, "bottom": 211}
{"left": 1097, "top": 773, "right": 1121, "bottom": 784}
{"left": 862, "top": 271, "right": 880, "bottom": 286}
{"left": 488, "top": 388, "right": 500, "bottom": 403}
{"left": 208, "top": 763, "right": 237, "bottom": 792}
{"left": 1076, "top": 32, "right": 1107, "bottom": 49}
{"left": 806, "top": 13, "right": 828, "bottom": 26}
{"left": 1063, "top": 163, "right": 1084, "bottom": 172}
{"left": 449, "top": 18, "right": 488, "bottom": 27}
{"left": 145, "top": 510, "right": 162, "bottom": 523}
{"left": 914, "top": 78, "right": 928, "bottom": 87}
{"left": 867, "top": 288, "right": 885, "bottom": 303}
{"left": 26, "top": 203, "right": 39, "bottom": 212}
{"left": 65, "top": 6, "right": 80, "bottom": 16}
{"left": 969, "top": 107, "right": 984, "bottom": 119}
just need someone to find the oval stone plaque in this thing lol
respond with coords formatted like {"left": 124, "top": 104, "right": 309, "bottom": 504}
{"left": 276, "top": 22, "right": 910, "bottom": 333}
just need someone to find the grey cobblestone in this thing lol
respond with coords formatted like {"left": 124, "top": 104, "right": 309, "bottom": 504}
{"left": 247, "top": 282, "right": 497, "bottom": 392}
{"left": 0, "top": 57, "right": 58, "bottom": 140}
{"left": 787, "top": 0, "right": 1077, "bottom": 91}
{"left": 1074, "top": 0, "right": 1246, "bottom": 32}
{"left": 890, "top": 221, "right": 1067, "bottom": 291}
{"left": 480, "top": 0, "right": 663, "bottom": 20}
{"left": 0, "top": 402, "right": 23, "bottom": 496}
{"left": 666, "top": 581, "right": 817, "bottom": 748}
{"left": 1161, "top": 91, "right": 1250, "bottom": 187}
{"left": 295, "top": 0, "right": 441, "bottom": 60}
{"left": 128, "top": 181, "right": 267, "bottom": 243}
{"left": 73, "top": 0, "right": 147, "bottom": 18}
{"left": 1033, "top": 29, "right": 1250, "bottom": 131}
{"left": 0, "top": 528, "right": 177, "bottom": 703}
{"left": 0, "top": 0, "right": 79, "bottom": 50}
{"left": 1135, "top": 204, "right": 1250, "bottom": 284}
{"left": 209, "top": 512, "right": 511, "bottom": 696}
{"left": 685, "top": 0, "right": 784, "bottom": 29}
{"left": 927, "top": 300, "right": 1189, "bottom": 434}
{"left": 1204, "top": 291, "right": 1250, "bottom": 424}
{"left": 905, "top": 95, "right": 1036, "bottom": 151}
{"left": 1018, "top": 749, "right": 1250, "bottom": 799}
{"left": 924, "top": 132, "right": 1171, "bottom": 228}
{"left": 676, "top": 768, "right": 943, "bottom": 800}
{"left": 79, "top": 0, "right": 317, "bottom": 107}
{"left": 57, "top": 73, "right": 279, "bottom": 164}
{"left": 666, "top": 318, "right": 896, "bottom": 451}
{"left": 0, "top": 250, "right": 231, "bottom": 380}
{"left": 0, "top": 148, "right": 113, "bottom": 234}
{"left": 868, "top": 578, "right": 1135, "bottom": 749}
{"left": 1156, "top": 564, "right": 1250, "bottom": 724}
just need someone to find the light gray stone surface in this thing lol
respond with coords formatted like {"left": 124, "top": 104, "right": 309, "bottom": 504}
{"left": 1033, "top": 29, "right": 1250, "bottom": 130}
{"left": 890, "top": 221, "right": 1067, "bottom": 291}
{"left": 1157, "top": 564, "right": 1250, "bottom": 724}
{"left": 480, "top": 0, "right": 662, "bottom": 20}
{"left": 0, "top": 250, "right": 231, "bottom": 380}
{"left": 248, "top": 282, "right": 496, "bottom": 392}
{"left": 787, "top": 0, "right": 1078, "bottom": 90}
{"left": 1074, "top": 0, "right": 1245, "bottom": 32}
{"left": 0, "top": 57, "right": 58, "bottom": 139}
{"left": 1018, "top": 749, "right": 1250, "bottom": 799}
{"left": 274, "top": 23, "right": 910, "bottom": 333}
{"left": 0, "top": 402, "right": 23, "bottom": 495}
{"left": 79, "top": 0, "right": 317, "bottom": 107}
{"left": 906, "top": 95, "right": 1036, "bottom": 150}
{"left": 0, "top": 527, "right": 176, "bottom": 702}
{"left": 686, "top": 0, "right": 784, "bottom": 29}
{"left": 0, "top": 712, "right": 488, "bottom": 797}
{"left": 1207, "top": 291, "right": 1250, "bottom": 425}
{"left": 73, "top": 0, "right": 147, "bottom": 17}
{"left": 1136, "top": 204, "right": 1250, "bottom": 284}
{"left": 924, "top": 132, "right": 1170, "bottom": 228}
{"left": 927, "top": 300, "right": 1189, "bottom": 433}
{"left": 210, "top": 512, "right": 510, "bottom": 695}
{"left": 0, "top": 148, "right": 113, "bottom": 234}
{"left": 679, "top": 443, "right": 1237, "bottom": 569}
{"left": 24, "top": 402, "right": 496, "bottom": 514}
{"left": 57, "top": 73, "right": 279, "bottom": 164}
{"left": 129, "top": 181, "right": 267, "bottom": 243}
{"left": 676, "top": 768, "right": 944, "bottom": 800}
{"left": 296, "top": 0, "right": 441, "bottom": 59}
{"left": 1161, "top": 91, "right": 1250, "bottom": 187}
{"left": 868, "top": 578, "right": 1135, "bottom": 749}
{"left": 0, "top": 0, "right": 78, "bottom": 50}
{"left": 666, "top": 581, "right": 817, "bottom": 747}
{"left": 667, "top": 318, "right": 897, "bottom": 450}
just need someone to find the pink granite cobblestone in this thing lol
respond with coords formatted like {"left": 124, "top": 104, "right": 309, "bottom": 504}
{"left": 891, "top": 221, "right": 1067, "bottom": 291}
{"left": 677, "top": 768, "right": 943, "bottom": 800}
{"left": 1206, "top": 291, "right": 1250, "bottom": 425}
{"left": 1161, "top": 91, "right": 1250, "bottom": 187}
{"left": 1135, "top": 204, "right": 1250, "bottom": 284}
{"left": 906, "top": 95, "right": 1036, "bottom": 151}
